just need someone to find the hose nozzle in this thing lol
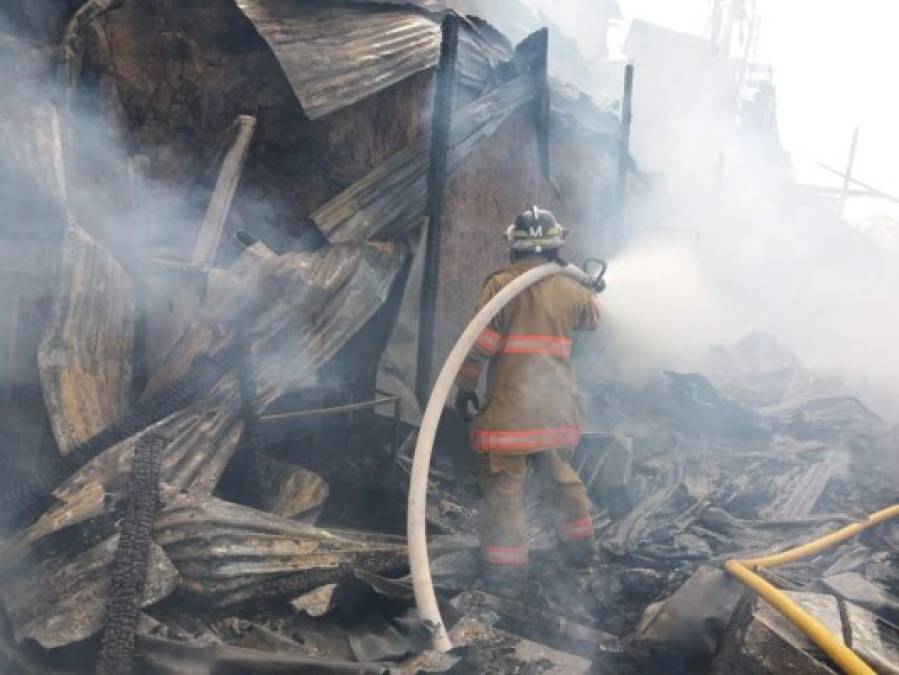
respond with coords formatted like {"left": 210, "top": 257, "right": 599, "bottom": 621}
{"left": 583, "top": 258, "right": 608, "bottom": 293}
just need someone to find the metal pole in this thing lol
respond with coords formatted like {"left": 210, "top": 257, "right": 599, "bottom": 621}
{"left": 614, "top": 63, "right": 635, "bottom": 252}
{"left": 838, "top": 126, "right": 859, "bottom": 219}
{"left": 415, "top": 15, "right": 459, "bottom": 405}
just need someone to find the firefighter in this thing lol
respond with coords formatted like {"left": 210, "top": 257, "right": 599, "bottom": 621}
{"left": 455, "top": 206, "right": 600, "bottom": 594}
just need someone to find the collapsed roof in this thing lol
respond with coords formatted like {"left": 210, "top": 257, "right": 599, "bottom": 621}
{"left": 234, "top": 0, "right": 514, "bottom": 119}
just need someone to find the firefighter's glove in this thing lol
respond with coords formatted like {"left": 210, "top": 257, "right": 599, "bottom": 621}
{"left": 455, "top": 390, "right": 481, "bottom": 421}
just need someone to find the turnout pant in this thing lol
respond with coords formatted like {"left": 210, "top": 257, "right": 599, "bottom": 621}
{"left": 477, "top": 448, "right": 594, "bottom": 569}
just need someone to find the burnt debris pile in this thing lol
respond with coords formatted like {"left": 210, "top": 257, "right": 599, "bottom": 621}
{"left": 1, "top": 1, "right": 898, "bottom": 674}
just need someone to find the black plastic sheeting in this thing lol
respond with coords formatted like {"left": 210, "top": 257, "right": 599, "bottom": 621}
{"left": 234, "top": 0, "right": 513, "bottom": 119}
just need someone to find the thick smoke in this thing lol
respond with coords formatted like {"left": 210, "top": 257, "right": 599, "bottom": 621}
{"left": 502, "top": 1, "right": 899, "bottom": 420}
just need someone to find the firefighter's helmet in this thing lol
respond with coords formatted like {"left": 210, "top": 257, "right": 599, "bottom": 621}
{"left": 505, "top": 206, "right": 566, "bottom": 253}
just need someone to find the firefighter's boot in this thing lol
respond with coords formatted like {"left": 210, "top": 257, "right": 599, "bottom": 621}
{"left": 481, "top": 563, "right": 529, "bottom": 599}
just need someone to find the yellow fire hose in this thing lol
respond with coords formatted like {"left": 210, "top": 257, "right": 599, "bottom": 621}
{"left": 725, "top": 504, "right": 899, "bottom": 675}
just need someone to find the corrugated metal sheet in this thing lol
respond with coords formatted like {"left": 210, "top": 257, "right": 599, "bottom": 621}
{"left": 0, "top": 242, "right": 408, "bottom": 646}
{"left": 154, "top": 492, "right": 409, "bottom": 607}
{"left": 38, "top": 225, "right": 135, "bottom": 456}
{"left": 314, "top": 74, "right": 535, "bottom": 243}
{"left": 234, "top": 0, "right": 513, "bottom": 119}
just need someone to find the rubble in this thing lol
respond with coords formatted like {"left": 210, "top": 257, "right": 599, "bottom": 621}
{"left": 1, "top": 1, "right": 898, "bottom": 674}
{"left": 446, "top": 616, "right": 593, "bottom": 674}
{"left": 153, "top": 491, "right": 410, "bottom": 607}
{"left": 0, "top": 535, "right": 178, "bottom": 649}
{"left": 710, "top": 591, "right": 845, "bottom": 674}
{"left": 258, "top": 461, "right": 330, "bottom": 522}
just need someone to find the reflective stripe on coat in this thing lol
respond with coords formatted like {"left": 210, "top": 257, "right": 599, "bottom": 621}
{"left": 456, "top": 256, "right": 599, "bottom": 454}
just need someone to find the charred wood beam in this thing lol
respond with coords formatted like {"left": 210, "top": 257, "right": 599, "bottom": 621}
{"left": 191, "top": 115, "right": 257, "bottom": 265}
{"left": 415, "top": 14, "right": 459, "bottom": 405}
{"left": 614, "top": 62, "right": 634, "bottom": 251}
{"left": 128, "top": 154, "right": 151, "bottom": 400}
{"left": 532, "top": 28, "right": 551, "bottom": 182}
{"left": 236, "top": 330, "right": 265, "bottom": 508}
{"left": 2, "top": 293, "right": 19, "bottom": 404}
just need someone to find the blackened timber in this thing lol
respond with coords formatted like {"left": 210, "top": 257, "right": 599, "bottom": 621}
{"left": 96, "top": 432, "right": 166, "bottom": 675}
{"left": 415, "top": 14, "right": 459, "bottom": 405}
{"left": 532, "top": 28, "right": 551, "bottom": 181}
{"left": 614, "top": 63, "right": 634, "bottom": 251}
{"left": 236, "top": 330, "right": 265, "bottom": 508}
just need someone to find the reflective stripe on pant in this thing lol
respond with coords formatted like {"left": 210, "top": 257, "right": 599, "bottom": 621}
{"left": 477, "top": 447, "right": 595, "bottom": 568}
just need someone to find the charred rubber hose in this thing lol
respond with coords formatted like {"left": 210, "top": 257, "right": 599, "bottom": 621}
{"left": 96, "top": 432, "right": 166, "bottom": 675}
{"left": 726, "top": 504, "right": 899, "bottom": 675}
{"left": 407, "top": 262, "right": 595, "bottom": 651}
{"left": 1, "top": 341, "right": 239, "bottom": 522}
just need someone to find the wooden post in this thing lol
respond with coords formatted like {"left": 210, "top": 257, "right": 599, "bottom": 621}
{"left": 614, "top": 63, "right": 635, "bottom": 252}
{"left": 533, "top": 27, "right": 551, "bottom": 182}
{"left": 415, "top": 15, "right": 459, "bottom": 406}
{"left": 128, "top": 154, "right": 151, "bottom": 401}
{"left": 838, "top": 126, "right": 859, "bottom": 219}
{"left": 2, "top": 293, "right": 20, "bottom": 403}
{"left": 191, "top": 115, "right": 257, "bottom": 265}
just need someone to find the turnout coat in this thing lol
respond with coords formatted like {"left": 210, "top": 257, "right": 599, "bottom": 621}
{"left": 455, "top": 256, "right": 600, "bottom": 454}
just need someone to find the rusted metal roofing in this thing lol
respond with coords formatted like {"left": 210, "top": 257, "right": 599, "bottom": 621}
{"left": 154, "top": 491, "right": 409, "bottom": 607}
{"left": 314, "top": 74, "right": 536, "bottom": 243}
{"left": 0, "top": 535, "right": 178, "bottom": 649}
{"left": 234, "top": 0, "right": 514, "bottom": 119}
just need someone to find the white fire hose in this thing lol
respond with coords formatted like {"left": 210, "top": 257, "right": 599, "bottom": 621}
{"left": 407, "top": 262, "right": 598, "bottom": 652}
